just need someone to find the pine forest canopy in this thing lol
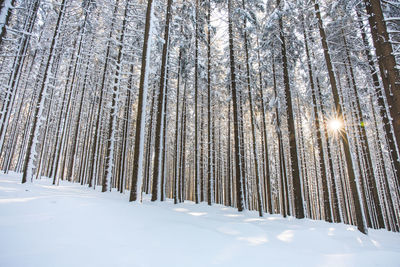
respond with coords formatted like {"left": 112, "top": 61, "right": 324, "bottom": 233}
{"left": 0, "top": 0, "right": 399, "bottom": 235}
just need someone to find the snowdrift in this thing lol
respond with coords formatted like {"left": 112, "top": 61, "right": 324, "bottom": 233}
{"left": 1, "top": 172, "right": 399, "bottom": 267}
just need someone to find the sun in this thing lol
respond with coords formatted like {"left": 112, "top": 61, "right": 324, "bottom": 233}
{"left": 327, "top": 118, "right": 344, "bottom": 133}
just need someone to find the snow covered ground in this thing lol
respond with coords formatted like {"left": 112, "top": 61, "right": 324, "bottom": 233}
{"left": 1, "top": 172, "right": 399, "bottom": 267}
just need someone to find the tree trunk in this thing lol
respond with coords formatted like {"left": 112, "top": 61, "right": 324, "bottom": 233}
{"left": 242, "top": 0, "right": 262, "bottom": 216}
{"left": 151, "top": 0, "right": 173, "bottom": 202}
{"left": 228, "top": 0, "right": 244, "bottom": 211}
{"left": 129, "top": 0, "right": 154, "bottom": 202}
{"left": 277, "top": 0, "right": 304, "bottom": 218}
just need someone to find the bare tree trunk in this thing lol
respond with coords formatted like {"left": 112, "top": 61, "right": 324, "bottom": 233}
{"left": 228, "top": 0, "right": 244, "bottom": 211}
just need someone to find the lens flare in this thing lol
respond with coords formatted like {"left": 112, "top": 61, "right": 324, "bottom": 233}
{"left": 328, "top": 118, "right": 343, "bottom": 132}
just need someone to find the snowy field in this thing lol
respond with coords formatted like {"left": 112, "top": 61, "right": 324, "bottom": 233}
{"left": 1, "top": 172, "right": 399, "bottom": 267}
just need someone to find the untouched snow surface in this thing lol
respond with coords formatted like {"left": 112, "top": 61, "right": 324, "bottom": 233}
{"left": 1, "top": 172, "right": 399, "bottom": 267}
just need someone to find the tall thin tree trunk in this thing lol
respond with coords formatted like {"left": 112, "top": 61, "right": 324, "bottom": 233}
{"left": 228, "top": 0, "right": 244, "bottom": 211}
{"left": 129, "top": 0, "right": 154, "bottom": 202}
{"left": 173, "top": 49, "right": 182, "bottom": 205}
{"left": 207, "top": 0, "right": 213, "bottom": 206}
{"left": 151, "top": 0, "right": 173, "bottom": 201}
{"left": 242, "top": 0, "right": 262, "bottom": 216}
{"left": 277, "top": 0, "right": 304, "bottom": 218}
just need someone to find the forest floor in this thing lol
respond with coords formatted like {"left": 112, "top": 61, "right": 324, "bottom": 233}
{"left": 1, "top": 172, "right": 400, "bottom": 267}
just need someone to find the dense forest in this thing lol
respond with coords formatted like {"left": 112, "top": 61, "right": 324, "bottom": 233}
{"left": 0, "top": 0, "right": 399, "bottom": 235}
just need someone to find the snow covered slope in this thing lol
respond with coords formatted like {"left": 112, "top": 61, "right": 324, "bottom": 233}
{"left": 1, "top": 172, "right": 399, "bottom": 267}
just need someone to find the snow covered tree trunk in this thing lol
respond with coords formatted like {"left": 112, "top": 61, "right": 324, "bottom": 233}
{"left": 277, "top": 0, "right": 304, "bottom": 219}
{"left": 103, "top": 0, "right": 126, "bottom": 193}
{"left": 150, "top": 0, "right": 173, "bottom": 202}
{"left": 238, "top": 91, "right": 247, "bottom": 208}
{"left": 160, "top": 57, "right": 170, "bottom": 201}
{"left": 228, "top": 0, "right": 244, "bottom": 212}
{"left": 179, "top": 82, "right": 188, "bottom": 203}
{"left": 200, "top": 94, "right": 205, "bottom": 203}
{"left": 212, "top": 111, "right": 217, "bottom": 203}
{"left": 173, "top": 48, "right": 182, "bottom": 205}
{"left": 193, "top": 0, "right": 200, "bottom": 204}
{"left": 144, "top": 88, "right": 156, "bottom": 195}
{"left": 242, "top": 0, "right": 262, "bottom": 217}
{"left": 129, "top": 0, "right": 154, "bottom": 202}
{"left": 226, "top": 101, "right": 232, "bottom": 207}
{"left": 206, "top": 0, "right": 213, "bottom": 206}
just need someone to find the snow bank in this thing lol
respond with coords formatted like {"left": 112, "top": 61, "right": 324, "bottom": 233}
{"left": 0, "top": 172, "right": 399, "bottom": 267}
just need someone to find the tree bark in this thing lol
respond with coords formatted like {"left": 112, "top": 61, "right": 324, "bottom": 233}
{"left": 228, "top": 0, "right": 244, "bottom": 211}
{"left": 129, "top": 0, "right": 154, "bottom": 202}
